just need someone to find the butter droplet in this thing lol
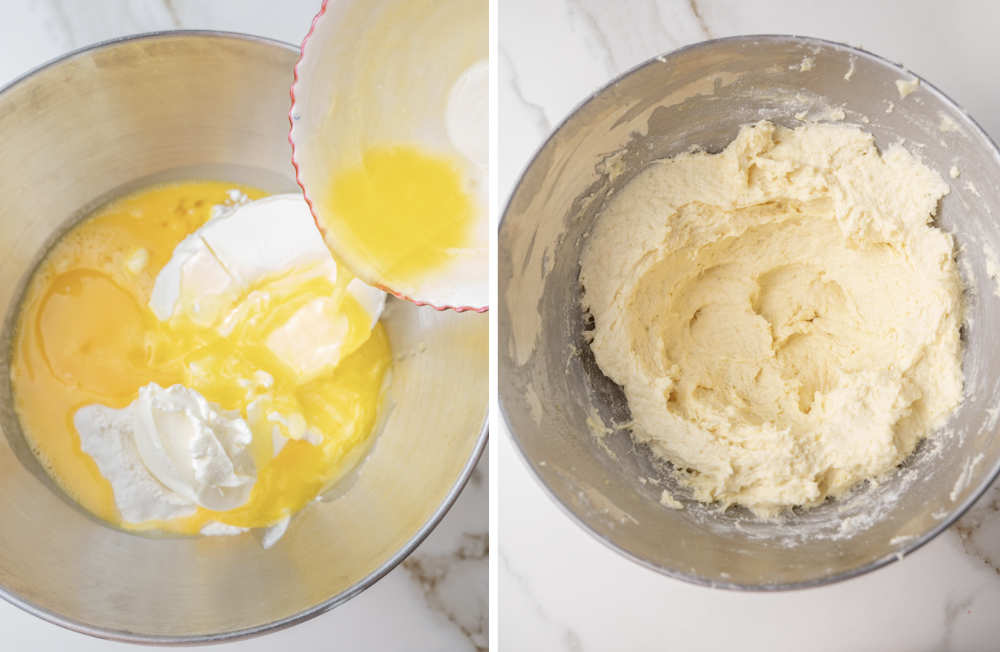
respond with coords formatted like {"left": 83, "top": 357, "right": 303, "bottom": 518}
{"left": 125, "top": 248, "right": 149, "bottom": 274}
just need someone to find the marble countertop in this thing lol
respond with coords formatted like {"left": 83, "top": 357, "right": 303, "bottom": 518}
{"left": 499, "top": 1, "right": 1000, "bottom": 650}
{"left": 0, "top": 1, "right": 486, "bottom": 650}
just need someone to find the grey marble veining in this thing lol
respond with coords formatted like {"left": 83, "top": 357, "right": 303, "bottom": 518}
{"left": 956, "top": 483, "right": 1000, "bottom": 573}
{"left": 404, "top": 533, "right": 488, "bottom": 650}
{"left": 403, "top": 457, "right": 489, "bottom": 651}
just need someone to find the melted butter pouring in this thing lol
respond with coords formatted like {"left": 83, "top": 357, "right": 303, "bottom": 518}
{"left": 322, "top": 145, "right": 474, "bottom": 284}
{"left": 11, "top": 181, "right": 391, "bottom": 535}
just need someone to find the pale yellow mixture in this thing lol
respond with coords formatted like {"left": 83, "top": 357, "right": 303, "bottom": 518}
{"left": 581, "top": 121, "right": 964, "bottom": 516}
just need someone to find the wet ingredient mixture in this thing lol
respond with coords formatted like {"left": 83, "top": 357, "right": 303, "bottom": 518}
{"left": 12, "top": 182, "right": 391, "bottom": 539}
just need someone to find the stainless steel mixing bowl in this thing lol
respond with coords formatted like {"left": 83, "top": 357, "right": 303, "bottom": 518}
{"left": 0, "top": 33, "right": 487, "bottom": 641}
{"left": 499, "top": 35, "right": 1000, "bottom": 589}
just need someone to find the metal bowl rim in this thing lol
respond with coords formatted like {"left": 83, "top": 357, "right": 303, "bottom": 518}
{"left": 498, "top": 33, "right": 1000, "bottom": 592}
{"left": 0, "top": 29, "right": 489, "bottom": 644}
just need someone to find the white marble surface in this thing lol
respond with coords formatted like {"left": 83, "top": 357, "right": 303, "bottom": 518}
{"left": 0, "top": 2, "right": 486, "bottom": 650}
{"left": 499, "top": 1, "right": 1000, "bottom": 650}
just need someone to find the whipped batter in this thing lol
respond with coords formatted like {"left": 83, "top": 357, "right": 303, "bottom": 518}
{"left": 581, "top": 121, "right": 964, "bottom": 517}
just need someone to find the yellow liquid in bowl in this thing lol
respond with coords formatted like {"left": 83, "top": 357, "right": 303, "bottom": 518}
{"left": 322, "top": 145, "right": 475, "bottom": 286}
{"left": 11, "top": 181, "right": 391, "bottom": 534}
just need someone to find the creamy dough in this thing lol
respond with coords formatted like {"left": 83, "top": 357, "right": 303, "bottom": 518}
{"left": 581, "top": 121, "right": 964, "bottom": 517}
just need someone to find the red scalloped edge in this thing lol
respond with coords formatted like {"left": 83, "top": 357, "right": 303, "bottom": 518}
{"left": 288, "top": 0, "right": 488, "bottom": 314}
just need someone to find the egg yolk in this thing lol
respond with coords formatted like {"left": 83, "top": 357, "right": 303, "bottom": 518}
{"left": 322, "top": 145, "right": 475, "bottom": 285}
{"left": 11, "top": 181, "right": 391, "bottom": 535}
